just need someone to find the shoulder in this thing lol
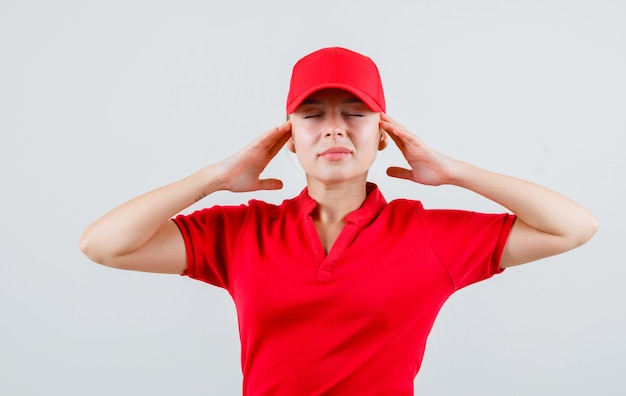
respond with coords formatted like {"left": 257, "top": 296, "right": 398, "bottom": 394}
{"left": 371, "top": 198, "right": 426, "bottom": 231}
{"left": 176, "top": 194, "right": 301, "bottom": 225}
{"left": 385, "top": 198, "right": 425, "bottom": 213}
{"left": 247, "top": 196, "right": 298, "bottom": 215}
{"left": 384, "top": 199, "right": 511, "bottom": 232}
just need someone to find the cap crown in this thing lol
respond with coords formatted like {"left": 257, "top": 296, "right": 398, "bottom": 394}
{"left": 286, "top": 47, "right": 386, "bottom": 113}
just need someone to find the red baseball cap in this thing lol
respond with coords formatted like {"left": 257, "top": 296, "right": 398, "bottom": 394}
{"left": 286, "top": 47, "right": 386, "bottom": 114}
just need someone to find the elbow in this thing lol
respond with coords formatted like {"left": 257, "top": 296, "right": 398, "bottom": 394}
{"left": 583, "top": 215, "right": 600, "bottom": 244}
{"left": 79, "top": 228, "right": 116, "bottom": 267}
{"left": 570, "top": 213, "right": 600, "bottom": 249}
{"left": 79, "top": 228, "right": 103, "bottom": 264}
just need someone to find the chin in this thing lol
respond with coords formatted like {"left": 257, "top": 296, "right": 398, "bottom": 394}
{"left": 307, "top": 171, "right": 369, "bottom": 186}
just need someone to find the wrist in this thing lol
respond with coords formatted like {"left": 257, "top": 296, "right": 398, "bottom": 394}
{"left": 445, "top": 160, "right": 476, "bottom": 188}
{"left": 188, "top": 165, "right": 225, "bottom": 202}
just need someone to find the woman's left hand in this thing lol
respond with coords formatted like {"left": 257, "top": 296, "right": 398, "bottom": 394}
{"left": 380, "top": 113, "right": 459, "bottom": 186}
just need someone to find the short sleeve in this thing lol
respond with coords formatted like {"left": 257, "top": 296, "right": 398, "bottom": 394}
{"left": 172, "top": 204, "right": 249, "bottom": 289}
{"left": 417, "top": 206, "right": 516, "bottom": 291}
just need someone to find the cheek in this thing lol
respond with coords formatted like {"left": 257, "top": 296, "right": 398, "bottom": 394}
{"left": 290, "top": 126, "right": 316, "bottom": 150}
{"left": 358, "top": 127, "right": 383, "bottom": 149}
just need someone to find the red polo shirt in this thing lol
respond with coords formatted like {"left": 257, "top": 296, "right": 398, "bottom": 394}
{"left": 173, "top": 183, "right": 515, "bottom": 395}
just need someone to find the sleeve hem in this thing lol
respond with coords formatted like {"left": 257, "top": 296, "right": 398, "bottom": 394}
{"left": 493, "top": 214, "right": 517, "bottom": 274}
{"left": 171, "top": 215, "right": 225, "bottom": 288}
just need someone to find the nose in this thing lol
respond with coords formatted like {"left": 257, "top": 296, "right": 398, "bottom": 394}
{"left": 323, "top": 127, "right": 346, "bottom": 139}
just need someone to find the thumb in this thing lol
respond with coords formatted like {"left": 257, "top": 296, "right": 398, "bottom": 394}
{"left": 257, "top": 178, "right": 284, "bottom": 191}
{"left": 386, "top": 166, "right": 413, "bottom": 181}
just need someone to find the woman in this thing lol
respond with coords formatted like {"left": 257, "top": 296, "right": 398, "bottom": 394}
{"left": 80, "top": 47, "right": 598, "bottom": 395}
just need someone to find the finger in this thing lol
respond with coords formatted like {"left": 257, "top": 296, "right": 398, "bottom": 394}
{"left": 381, "top": 123, "right": 402, "bottom": 142}
{"left": 381, "top": 120, "right": 424, "bottom": 149}
{"left": 379, "top": 113, "right": 406, "bottom": 131}
{"left": 380, "top": 112, "right": 395, "bottom": 123}
{"left": 386, "top": 166, "right": 414, "bottom": 181}
{"left": 380, "top": 121, "right": 401, "bottom": 142}
{"left": 380, "top": 119, "right": 409, "bottom": 137}
{"left": 257, "top": 178, "right": 284, "bottom": 191}
{"left": 260, "top": 121, "right": 291, "bottom": 144}
{"left": 278, "top": 119, "right": 292, "bottom": 132}
{"left": 254, "top": 122, "right": 292, "bottom": 155}
{"left": 271, "top": 121, "right": 293, "bottom": 152}
{"left": 381, "top": 123, "right": 409, "bottom": 150}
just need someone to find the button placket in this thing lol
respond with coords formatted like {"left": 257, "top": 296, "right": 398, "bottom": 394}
{"left": 316, "top": 221, "right": 358, "bottom": 280}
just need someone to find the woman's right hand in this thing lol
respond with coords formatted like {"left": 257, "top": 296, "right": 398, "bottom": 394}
{"left": 213, "top": 121, "right": 292, "bottom": 192}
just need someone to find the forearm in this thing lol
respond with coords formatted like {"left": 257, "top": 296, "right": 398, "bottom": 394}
{"left": 79, "top": 165, "right": 221, "bottom": 263}
{"left": 452, "top": 161, "right": 598, "bottom": 245}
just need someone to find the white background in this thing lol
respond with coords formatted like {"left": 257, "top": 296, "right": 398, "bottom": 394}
{"left": 1, "top": 0, "right": 624, "bottom": 394}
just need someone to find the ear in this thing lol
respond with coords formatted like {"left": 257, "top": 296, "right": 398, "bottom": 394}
{"left": 287, "top": 137, "right": 296, "bottom": 153}
{"left": 378, "top": 129, "right": 388, "bottom": 151}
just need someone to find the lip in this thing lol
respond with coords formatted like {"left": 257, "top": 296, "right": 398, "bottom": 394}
{"left": 319, "top": 147, "right": 352, "bottom": 160}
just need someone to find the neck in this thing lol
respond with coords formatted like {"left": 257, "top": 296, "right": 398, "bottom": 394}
{"left": 306, "top": 178, "right": 368, "bottom": 223}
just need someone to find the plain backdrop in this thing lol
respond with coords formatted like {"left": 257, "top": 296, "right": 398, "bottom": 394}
{"left": 1, "top": 0, "right": 624, "bottom": 395}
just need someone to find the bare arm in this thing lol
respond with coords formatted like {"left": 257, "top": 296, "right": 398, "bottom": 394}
{"left": 380, "top": 113, "right": 598, "bottom": 268}
{"left": 450, "top": 163, "right": 598, "bottom": 267}
{"left": 79, "top": 121, "right": 292, "bottom": 273}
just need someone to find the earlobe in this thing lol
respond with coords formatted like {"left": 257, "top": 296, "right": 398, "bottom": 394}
{"left": 378, "top": 129, "right": 388, "bottom": 151}
{"left": 287, "top": 137, "right": 296, "bottom": 153}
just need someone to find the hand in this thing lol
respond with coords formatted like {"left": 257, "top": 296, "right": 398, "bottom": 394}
{"left": 214, "top": 121, "right": 292, "bottom": 192}
{"left": 380, "top": 113, "right": 459, "bottom": 186}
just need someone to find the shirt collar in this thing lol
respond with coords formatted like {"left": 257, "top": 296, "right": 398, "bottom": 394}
{"left": 296, "top": 182, "right": 387, "bottom": 224}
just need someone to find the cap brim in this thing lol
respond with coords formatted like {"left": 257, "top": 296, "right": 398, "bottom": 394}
{"left": 286, "top": 83, "right": 384, "bottom": 114}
